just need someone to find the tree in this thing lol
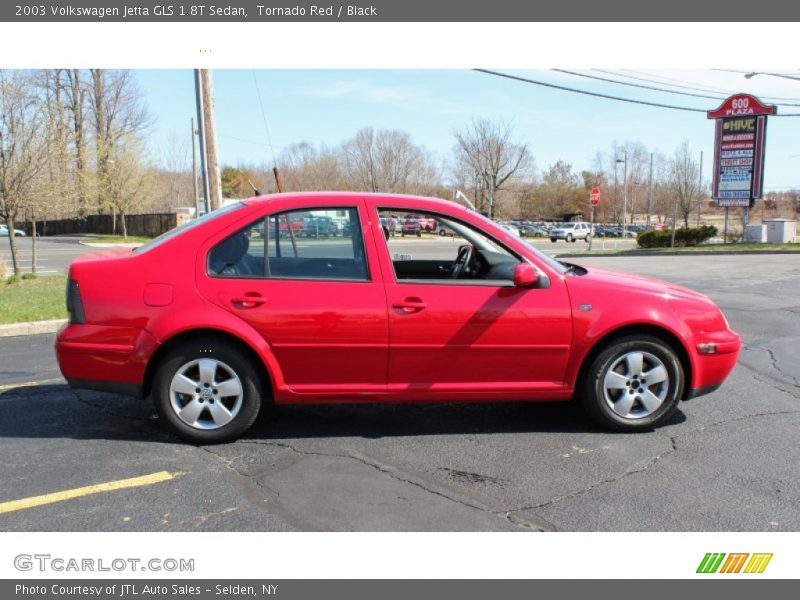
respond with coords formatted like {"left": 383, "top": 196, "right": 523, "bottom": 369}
{"left": 667, "top": 141, "right": 700, "bottom": 227}
{"left": 90, "top": 69, "right": 152, "bottom": 228}
{"left": 342, "top": 127, "right": 438, "bottom": 194}
{"left": 279, "top": 142, "right": 344, "bottom": 191}
{"left": 0, "top": 71, "right": 48, "bottom": 275}
{"left": 104, "top": 134, "right": 159, "bottom": 239}
{"left": 453, "top": 118, "right": 532, "bottom": 217}
{"left": 221, "top": 166, "right": 258, "bottom": 198}
{"left": 540, "top": 161, "right": 584, "bottom": 219}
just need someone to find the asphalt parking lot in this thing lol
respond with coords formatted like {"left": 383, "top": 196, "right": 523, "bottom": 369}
{"left": 0, "top": 252, "right": 798, "bottom": 531}
{"left": 1, "top": 236, "right": 93, "bottom": 275}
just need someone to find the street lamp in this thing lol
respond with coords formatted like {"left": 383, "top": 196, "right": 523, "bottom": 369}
{"left": 616, "top": 151, "right": 628, "bottom": 240}
{"left": 744, "top": 71, "right": 800, "bottom": 82}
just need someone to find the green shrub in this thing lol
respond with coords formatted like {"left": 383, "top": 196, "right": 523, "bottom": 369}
{"left": 637, "top": 225, "right": 717, "bottom": 248}
{"left": 20, "top": 272, "right": 37, "bottom": 280}
{"left": 5, "top": 275, "right": 20, "bottom": 285}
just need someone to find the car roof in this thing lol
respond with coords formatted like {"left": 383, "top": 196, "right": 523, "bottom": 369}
{"left": 242, "top": 192, "right": 472, "bottom": 214}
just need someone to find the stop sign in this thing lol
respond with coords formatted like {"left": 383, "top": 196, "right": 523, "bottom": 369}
{"left": 590, "top": 187, "right": 601, "bottom": 206}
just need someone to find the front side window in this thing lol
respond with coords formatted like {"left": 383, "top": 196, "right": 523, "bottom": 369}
{"left": 208, "top": 207, "right": 368, "bottom": 281}
{"left": 377, "top": 209, "right": 522, "bottom": 284}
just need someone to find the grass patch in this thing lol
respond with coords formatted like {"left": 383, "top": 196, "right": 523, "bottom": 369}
{"left": 81, "top": 234, "right": 152, "bottom": 244}
{"left": 0, "top": 275, "right": 66, "bottom": 324}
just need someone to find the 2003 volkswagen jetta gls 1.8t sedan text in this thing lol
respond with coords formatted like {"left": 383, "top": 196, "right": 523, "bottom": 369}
{"left": 56, "top": 193, "right": 741, "bottom": 443}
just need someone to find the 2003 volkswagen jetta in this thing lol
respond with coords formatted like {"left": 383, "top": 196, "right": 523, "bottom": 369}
{"left": 56, "top": 193, "right": 740, "bottom": 443}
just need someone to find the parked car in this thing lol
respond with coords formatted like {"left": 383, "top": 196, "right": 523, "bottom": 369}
{"left": 0, "top": 224, "right": 26, "bottom": 237}
{"left": 519, "top": 224, "right": 546, "bottom": 238}
{"left": 401, "top": 216, "right": 422, "bottom": 237}
{"left": 56, "top": 193, "right": 740, "bottom": 443}
{"left": 498, "top": 223, "right": 521, "bottom": 237}
{"left": 379, "top": 216, "right": 398, "bottom": 237}
{"left": 550, "top": 222, "right": 592, "bottom": 243}
{"left": 300, "top": 216, "right": 338, "bottom": 238}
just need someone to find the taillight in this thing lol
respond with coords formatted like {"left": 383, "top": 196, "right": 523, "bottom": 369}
{"left": 66, "top": 278, "right": 86, "bottom": 324}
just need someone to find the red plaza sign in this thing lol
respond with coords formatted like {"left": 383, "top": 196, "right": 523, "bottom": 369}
{"left": 707, "top": 94, "right": 776, "bottom": 207}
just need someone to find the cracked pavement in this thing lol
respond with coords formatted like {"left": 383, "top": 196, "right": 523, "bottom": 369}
{"left": 0, "top": 254, "right": 798, "bottom": 531}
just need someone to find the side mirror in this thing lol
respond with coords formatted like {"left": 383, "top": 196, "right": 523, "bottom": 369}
{"left": 514, "top": 263, "right": 543, "bottom": 288}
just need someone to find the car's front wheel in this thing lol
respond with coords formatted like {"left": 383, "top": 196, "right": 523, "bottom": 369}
{"left": 153, "top": 339, "right": 263, "bottom": 444}
{"left": 579, "top": 335, "right": 684, "bottom": 432}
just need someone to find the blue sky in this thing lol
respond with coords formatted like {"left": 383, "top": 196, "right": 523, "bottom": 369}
{"left": 135, "top": 69, "right": 800, "bottom": 191}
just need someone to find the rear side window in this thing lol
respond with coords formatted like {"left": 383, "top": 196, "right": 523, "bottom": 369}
{"left": 208, "top": 207, "right": 369, "bottom": 281}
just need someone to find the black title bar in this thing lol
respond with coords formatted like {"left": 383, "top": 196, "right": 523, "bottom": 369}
{"left": 4, "top": 0, "right": 800, "bottom": 22}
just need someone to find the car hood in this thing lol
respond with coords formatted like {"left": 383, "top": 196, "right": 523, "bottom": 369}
{"left": 568, "top": 265, "right": 713, "bottom": 304}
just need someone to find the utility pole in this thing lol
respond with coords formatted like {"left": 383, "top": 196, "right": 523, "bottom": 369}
{"left": 191, "top": 117, "right": 200, "bottom": 218}
{"left": 200, "top": 69, "right": 222, "bottom": 211}
{"left": 696, "top": 150, "right": 703, "bottom": 227}
{"left": 194, "top": 70, "right": 210, "bottom": 214}
{"left": 646, "top": 152, "right": 653, "bottom": 229}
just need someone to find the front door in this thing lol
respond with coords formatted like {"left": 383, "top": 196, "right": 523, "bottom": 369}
{"left": 376, "top": 208, "right": 572, "bottom": 394}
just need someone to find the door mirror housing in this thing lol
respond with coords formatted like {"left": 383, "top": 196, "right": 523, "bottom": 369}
{"left": 513, "top": 262, "right": 547, "bottom": 288}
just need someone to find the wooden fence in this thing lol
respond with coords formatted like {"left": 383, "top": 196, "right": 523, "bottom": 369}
{"left": 27, "top": 213, "right": 180, "bottom": 238}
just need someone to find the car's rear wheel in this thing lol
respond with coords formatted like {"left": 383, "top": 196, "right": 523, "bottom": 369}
{"left": 153, "top": 339, "right": 263, "bottom": 444}
{"left": 579, "top": 335, "right": 683, "bottom": 432}
{"left": 550, "top": 238, "right": 557, "bottom": 243}
{"left": 566, "top": 233, "right": 574, "bottom": 242}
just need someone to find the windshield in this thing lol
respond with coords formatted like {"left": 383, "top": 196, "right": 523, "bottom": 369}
{"left": 134, "top": 203, "right": 245, "bottom": 254}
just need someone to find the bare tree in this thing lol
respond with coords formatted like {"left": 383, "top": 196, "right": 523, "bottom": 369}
{"left": 452, "top": 118, "right": 532, "bottom": 217}
{"left": 63, "top": 69, "right": 90, "bottom": 216}
{"left": 90, "top": 69, "right": 152, "bottom": 227}
{"left": 342, "top": 128, "right": 437, "bottom": 194}
{"left": 104, "top": 133, "right": 160, "bottom": 239}
{"left": 667, "top": 140, "right": 700, "bottom": 227}
{"left": 0, "top": 71, "right": 48, "bottom": 275}
{"left": 280, "top": 142, "right": 345, "bottom": 191}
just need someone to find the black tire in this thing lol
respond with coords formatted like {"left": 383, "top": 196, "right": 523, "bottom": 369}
{"left": 439, "top": 229, "right": 446, "bottom": 236}
{"left": 566, "top": 234, "right": 574, "bottom": 242}
{"left": 152, "top": 339, "right": 264, "bottom": 444}
{"left": 579, "top": 335, "right": 684, "bottom": 432}
{"left": 416, "top": 230, "right": 421, "bottom": 237}
{"left": 550, "top": 238, "right": 557, "bottom": 243}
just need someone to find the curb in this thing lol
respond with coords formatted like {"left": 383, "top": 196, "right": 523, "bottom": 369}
{"left": 0, "top": 319, "right": 67, "bottom": 338}
{"left": 557, "top": 250, "right": 800, "bottom": 258}
{"left": 78, "top": 241, "right": 142, "bottom": 248}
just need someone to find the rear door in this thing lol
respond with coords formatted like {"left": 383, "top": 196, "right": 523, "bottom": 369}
{"left": 197, "top": 197, "right": 388, "bottom": 397}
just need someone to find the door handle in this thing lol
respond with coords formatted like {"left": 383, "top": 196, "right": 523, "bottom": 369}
{"left": 392, "top": 298, "right": 427, "bottom": 314}
{"left": 230, "top": 293, "right": 266, "bottom": 309}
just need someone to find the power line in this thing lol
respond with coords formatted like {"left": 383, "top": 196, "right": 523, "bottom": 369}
{"left": 598, "top": 69, "right": 800, "bottom": 103}
{"left": 554, "top": 69, "right": 726, "bottom": 101}
{"left": 559, "top": 69, "right": 800, "bottom": 107}
{"left": 474, "top": 69, "right": 800, "bottom": 117}
{"left": 475, "top": 69, "right": 708, "bottom": 112}
{"left": 251, "top": 70, "right": 277, "bottom": 166}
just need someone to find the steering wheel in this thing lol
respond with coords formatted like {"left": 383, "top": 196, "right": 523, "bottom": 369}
{"left": 450, "top": 244, "right": 474, "bottom": 279}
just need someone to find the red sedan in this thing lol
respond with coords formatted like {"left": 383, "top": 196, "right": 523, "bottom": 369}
{"left": 56, "top": 193, "right": 740, "bottom": 443}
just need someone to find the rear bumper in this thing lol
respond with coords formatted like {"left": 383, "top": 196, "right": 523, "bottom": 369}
{"left": 55, "top": 323, "right": 158, "bottom": 398}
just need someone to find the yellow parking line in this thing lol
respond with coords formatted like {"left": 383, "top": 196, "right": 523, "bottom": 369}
{"left": 0, "top": 471, "right": 175, "bottom": 515}
{"left": 0, "top": 378, "right": 64, "bottom": 392}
